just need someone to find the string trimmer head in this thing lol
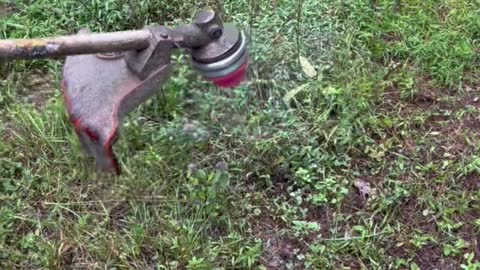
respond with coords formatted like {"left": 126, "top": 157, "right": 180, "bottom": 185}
{"left": 0, "top": 9, "right": 248, "bottom": 173}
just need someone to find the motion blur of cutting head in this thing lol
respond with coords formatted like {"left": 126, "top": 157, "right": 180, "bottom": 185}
{"left": 188, "top": 10, "right": 249, "bottom": 88}
{"left": 0, "top": 8, "right": 248, "bottom": 173}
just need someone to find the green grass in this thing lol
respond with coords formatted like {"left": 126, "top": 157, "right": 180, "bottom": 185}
{"left": 1, "top": 0, "right": 480, "bottom": 269}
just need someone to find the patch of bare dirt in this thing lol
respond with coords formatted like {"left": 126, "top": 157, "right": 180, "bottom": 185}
{"left": 398, "top": 196, "right": 436, "bottom": 234}
{"left": 382, "top": 74, "right": 442, "bottom": 113}
{"left": 333, "top": 257, "right": 363, "bottom": 270}
{"left": 364, "top": 75, "right": 480, "bottom": 268}
{"left": 341, "top": 187, "right": 367, "bottom": 216}
{"left": 1, "top": 121, "right": 15, "bottom": 144}
{"left": 252, "top": 77, "right": 480, "bottom": 269}
{"left": 305, "top": 205, "right": 332, "bottom": 239}
{"left": 381, "top": 74, "right": 467, "bottom": 128}
{"left": 382, "top": 74, "right": 480, "bottom": 161}
{"left": 383, "top": 198, "right": 445, "bottom": 268}
{"left": 463, "top": 117, "right": 480, "bottom": 132}
{"left": 270, "top": 165, "right": 292, "bottom": 195}
{"left": 385, "top": 240, "right": 410, "bottom": 262}
{"left": 251, "top": 210, "right": 301, "bottom": 270}
{"left": 57, "top": 242, "right": 78, "bottom": 268}
{"left": 251, "top": 194, "right": 332, "bottom": 269}
{"left": 450, "top": 207, "right": 480, "bottom": 261}
{"left": 106, "top": 200, "right": 129, "bottom": 230}
{"left": 0, "top": 2, "right": 15, "bottom": 18}
{"left": 58, "top": 245, "right": 107, "bottom": 270}
{"left": 20, "top": 72, "right": 56, "bottom": 109}
{"left": 462, "top": 173, "right": 480, "bottom": 192}
{"left": 460, "top": 85, "right": 480, "bottom": 108}
{"left": 415, "top": 244, "right": 457, "bottom": 270}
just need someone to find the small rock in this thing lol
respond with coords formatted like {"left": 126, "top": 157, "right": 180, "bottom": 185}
{"left": 26, "top": 94, "right": 36, "bottom": 102}
{"left": 182, "top": 122, "right": 198, "bottom": 133}
{"left": 215, "top": 161, "right": 228, "bottom": 171}
{"left": 268, "top": 259, "right": 280, "bottom": 269}
{"left": 354, "top": 179, "right": 372, "bottom": 200}
{"left": 280, "top": 244, "right": 294, "bottom": 260}
{"left": 267, "top": 257, "right": 281, "bottom": 268}
{"left": 187, "top": 163, "right": 198, "bottom": 173}
{"left": 182, "top": 121, "right": 210, "bottom": 141}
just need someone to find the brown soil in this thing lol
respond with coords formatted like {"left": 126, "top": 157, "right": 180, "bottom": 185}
{"left": 0, "top": 3, "right": 15, "bottom": 17}
{"left": 305, "top": 205, "right": 332, "bottom": 239}
{"left": 20, "top": 72, "right": 56, "bottom": 109}
{"left": 106, "top": 200, "right": 130, "bottom": 230}
{"left": 362, "top": 77, "right": 480, "bottom": 268}
{"left": 415, "top": 244, "right": 457, "bottom": 270}
{"left": 462, "top": 173, "right": 480, "bottom": 192}
{"left": 253, "top": 188, "right": 333, "bottom": 269}
{"left": 1, "top": 122, "right": 14, "bottom": 144}
{"left": 388, "top": 201, "right": 447, "bottom": 267}
{"left": 397, "top": 196, "right": 435, "bottom": 234}
{"left": 341, "top": 186, "right": 367, "bottom": 217}
{"left": 251, "top": 209, "right": 300, "bottom": 270}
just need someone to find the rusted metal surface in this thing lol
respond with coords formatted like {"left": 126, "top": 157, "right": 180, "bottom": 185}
{"left": 0, "top": 30, "right": 151, "bottom": 61}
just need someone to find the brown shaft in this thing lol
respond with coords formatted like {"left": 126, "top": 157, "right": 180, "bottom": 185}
{"left": 0, "top": 30, "right": 152, "bottom": 61}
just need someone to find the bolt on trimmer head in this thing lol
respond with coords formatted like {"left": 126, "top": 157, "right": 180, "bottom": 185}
{"left": 0, "top": 9, "right": 248, "bottom": 174}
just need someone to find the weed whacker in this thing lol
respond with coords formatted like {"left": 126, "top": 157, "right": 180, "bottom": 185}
{"left": 0, "top": 9, "right": 248, "bottom": 174}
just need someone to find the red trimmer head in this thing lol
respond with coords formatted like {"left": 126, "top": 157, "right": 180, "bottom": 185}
{"left": 191, "top": 25, "right": 248, "bottom": 89}
{"left": 208, "top": 59, "right": 248, "bottom": 88}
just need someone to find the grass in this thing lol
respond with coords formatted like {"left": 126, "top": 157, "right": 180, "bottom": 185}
{"left": 1, "top": 0, "right": 480, "bottom": 269}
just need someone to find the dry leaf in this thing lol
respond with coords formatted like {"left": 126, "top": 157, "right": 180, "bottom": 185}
{"left": 299, "top": 56, "right": 317, "bottom": 78}
{"left": 283, "top": 83, "right": 308, "bottom": 103}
